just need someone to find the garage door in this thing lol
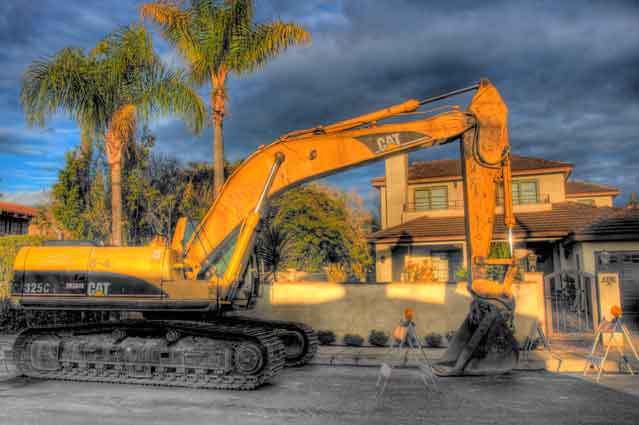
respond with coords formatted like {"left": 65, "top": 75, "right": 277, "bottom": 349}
{"left": 597, "top": 251, "right": 639, "bottom": 332}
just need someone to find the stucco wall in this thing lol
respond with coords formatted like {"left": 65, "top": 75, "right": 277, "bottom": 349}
{"left": 383, "top": 155, "right": 408, "bottom": 228}
{"left": 245, "top": 273, "right": 545, "bottom": 344}
{"left": 580, "top": 241, "right": 639, "bottom": 275}
{"left": 567, "top": 195, "right": 614, "bottom": 207}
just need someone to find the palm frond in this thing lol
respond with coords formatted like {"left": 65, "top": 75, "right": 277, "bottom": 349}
{"left": 141, "top": 1, "right": 211, "bottom": 83}
{"left": 141, "top": 68, "right": 207, "bottom": 133}
{"left": 229, "top": 21, "right": 310, "bottom": 74}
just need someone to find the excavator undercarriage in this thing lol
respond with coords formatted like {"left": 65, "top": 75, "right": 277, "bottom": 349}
{"left": 13, "top": 320, "right": 285, "bottom": 390}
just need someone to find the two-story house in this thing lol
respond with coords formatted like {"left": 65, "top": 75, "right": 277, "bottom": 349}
{"left": 368, "top": 154, "right": 639, "bottom": 334}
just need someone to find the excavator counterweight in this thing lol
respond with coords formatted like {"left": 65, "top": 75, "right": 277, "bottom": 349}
{"left": 10, "top": 79, "right": 518, "bottom": 388}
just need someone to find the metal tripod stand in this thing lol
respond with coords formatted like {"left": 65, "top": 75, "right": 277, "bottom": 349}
{"left": 584, "top": 316, "right": 639, "bottom": 382}
{"left": 375, "top": 323, "right": 438, "bottom": 406}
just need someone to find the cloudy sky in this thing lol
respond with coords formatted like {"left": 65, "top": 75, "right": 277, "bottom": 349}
{"left": 0, "top": 0, "right": 637, "bottom": 208}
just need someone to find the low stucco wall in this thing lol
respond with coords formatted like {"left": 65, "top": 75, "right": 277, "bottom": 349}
{"left": 245, "top": 272, "right": 545, "bottom": 344}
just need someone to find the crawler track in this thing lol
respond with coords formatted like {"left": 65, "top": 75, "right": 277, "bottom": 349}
{"left": 220, "top": 317, "right": 318, "bottom": 367}
{"left": 12, "top": 320, "right": 285, "bottom": 390}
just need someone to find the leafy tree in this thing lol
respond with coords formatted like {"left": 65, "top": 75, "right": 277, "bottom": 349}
{"left": 21, "top": 24, "right": 206, "bottom": 246}
{"left": 51, "top": 148, "right": 92, "bottom": 239}
{"left": 263, "top": 184, "right": 373, "bottom": 279}
{"left": 141, "top": 0, "right": 310, "bottom": 197}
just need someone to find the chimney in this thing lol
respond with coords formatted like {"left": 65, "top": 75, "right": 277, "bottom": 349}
{"left": 384, "top": 154, "right": 408, "bottom": 228}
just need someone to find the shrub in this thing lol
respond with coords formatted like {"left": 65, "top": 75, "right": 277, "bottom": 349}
{"left": 401, "top": 259, "right": 435, "bottom": 283}
{"left": 0, "top": 282, "right": 9, "bottom": 299}
{"left": 350, "top": 262, "right": 368, "bottom": 283}
{"left": 324, "top": 263, "right": 348, "bottom": 283}
{"left": 424, "top": 332, "right": 444, "bottom": 348}
{"left": 343, "top": 334, "right": 364, "bottom": 347}
{"left": 317, "top": 330, "right": 336, "bottom": 345}
{"left": 0, "top": 235, "right": 43, "bottom": 282}
{"left": 368, "top": 330, "right": 389, "bottom": 347}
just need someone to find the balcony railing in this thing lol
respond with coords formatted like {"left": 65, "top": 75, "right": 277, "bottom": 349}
{"left": 404, "top": 193, "right": 551, "bottom": 212}
{"left": 497, "top": 193, "right": 550, "bottom": 206}
{"left": 404, "top": 200, "right": 464, "bottom": 212}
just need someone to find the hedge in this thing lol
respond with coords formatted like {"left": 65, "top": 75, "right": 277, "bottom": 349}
{"left": 0, "top": 235, "right": 43, "bottom": 284}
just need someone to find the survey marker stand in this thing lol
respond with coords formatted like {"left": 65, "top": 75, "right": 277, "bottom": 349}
{"left": 584, "top": 306, "right": 639, "bottom": 383}
{"left": 375, "top": 316, "right": 438, "bottom": 406}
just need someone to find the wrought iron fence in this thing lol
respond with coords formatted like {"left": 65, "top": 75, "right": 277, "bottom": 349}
{"left": 545, "top": 271, "right": 594, "bottom": 334}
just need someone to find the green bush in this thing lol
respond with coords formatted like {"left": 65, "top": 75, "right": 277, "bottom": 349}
{"left": 317, "top": 330, "right": 336, "bottom": 345}
{"left": 0, "top": 235, "right": 43, "bottom": 282}
{"left": 368, "top": 330, "right": 389, "bottom": 347}
{"left": 424, "top": 332, "right": 444, "bottom": 348}
{"left": 324, "top": 263, "right": 348, "bottom": 283}
{"left": 343, "top": 334, "right": 364, "bottom": 347}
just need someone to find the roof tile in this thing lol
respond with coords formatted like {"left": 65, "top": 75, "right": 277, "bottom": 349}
{"left": 566, "top": 180, "right": 619, "bottom": 196}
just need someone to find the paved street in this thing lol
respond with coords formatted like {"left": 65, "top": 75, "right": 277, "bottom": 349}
{"left": 1, "top": 366, "right": 637, "bottom": 425}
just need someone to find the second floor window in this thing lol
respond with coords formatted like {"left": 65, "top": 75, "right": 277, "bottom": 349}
{"left": 498, "top": 180, "right": 539, "bottom": 205}
{"left": 513, "top": 180, "right": 538, "bottom": 205}
{"left": 415, "top": 186, "right": 448, "bottom": 210}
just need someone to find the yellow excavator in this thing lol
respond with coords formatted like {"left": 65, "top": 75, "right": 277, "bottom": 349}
{"left": 10, "top": 79, "right": 518, "bottom": 389}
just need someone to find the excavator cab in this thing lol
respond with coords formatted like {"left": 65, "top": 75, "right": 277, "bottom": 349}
{"left": 170, "top": 217, "right": 199, "bottom": 257}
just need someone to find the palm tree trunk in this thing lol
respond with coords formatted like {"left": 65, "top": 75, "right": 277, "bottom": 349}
{"left": 211, "top": 68, "right": 227, "bottom": 198}
{"left": 213, "top": 103, "right": 224, "bottom": 198}
{"left": 110, "top": 159, "right": 123, "bottom": 246}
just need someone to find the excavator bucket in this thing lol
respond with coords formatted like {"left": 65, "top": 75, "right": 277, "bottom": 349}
{"left": 433, "top": 299, "right": 518, "bottom": 376}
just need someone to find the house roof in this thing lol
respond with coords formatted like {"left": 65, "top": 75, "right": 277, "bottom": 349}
{"left": 368, "top": 202, "right": 622, "bottom": 243}
{"left": 568, "top": 207, "right": 639, "bottom": 242}
{"left": 0, "top": 201, "right": 38, "bottom": 217}
{"left": 565, "top": 180, "right": 619, "bottom": 197}
{"left": 371, "top": 155, "right": 573, "bottom": 186}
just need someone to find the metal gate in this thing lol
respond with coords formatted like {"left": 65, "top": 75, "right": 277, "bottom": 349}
{"left": 596, "top": 251, "right": 639, "bottom": 333}
{"left": 544, "top": 271, "right": 594, "bottom": 334}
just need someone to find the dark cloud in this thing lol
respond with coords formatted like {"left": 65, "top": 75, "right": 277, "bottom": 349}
{"left": 1, "top": 0, "right": 638, "bottom": 205}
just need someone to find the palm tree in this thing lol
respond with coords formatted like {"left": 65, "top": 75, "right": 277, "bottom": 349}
{"left": 21, "top": 25, "right": 206, "bottom": 246}
{"left": 256, "top": 221, "right": 292, "bottom": 283}
{"left": 141, "top": 0, "right": 310, "bottom": 197}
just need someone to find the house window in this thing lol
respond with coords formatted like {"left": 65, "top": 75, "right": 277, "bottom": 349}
{"left": 512, "top": 180, "right": 538, "bottom": 205}
{"left": 414, "top": 186, "right": 448, "bottom": 210}
{"left": 497, "top": 180, "right": 539, "bottom": 205}
{"left": 577, "top": 199, "right": 595, "bottom": 205}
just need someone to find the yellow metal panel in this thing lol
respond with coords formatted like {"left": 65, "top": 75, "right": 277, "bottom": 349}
{"left": 22, "top": 246, "right": 92, "bottom": 272}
